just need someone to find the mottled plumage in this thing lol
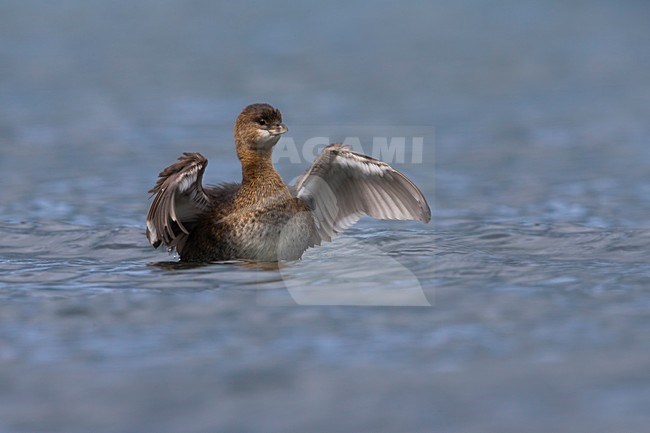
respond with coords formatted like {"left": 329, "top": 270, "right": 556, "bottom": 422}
{"left": 146, "top": 103, "right": 430, "bottom": 262}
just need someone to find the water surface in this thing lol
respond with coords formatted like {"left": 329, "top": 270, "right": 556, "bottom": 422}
{"left": 1, "top": 1, "right": 649, "bottom": 432}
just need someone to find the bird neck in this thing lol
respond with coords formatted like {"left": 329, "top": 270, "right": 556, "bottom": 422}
{"left": 237, "top": 146, "right": 288, "bottom": 196}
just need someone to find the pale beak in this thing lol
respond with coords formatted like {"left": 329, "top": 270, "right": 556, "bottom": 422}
{"left": 269, "top": 123, "right": 288, "bottom": 136}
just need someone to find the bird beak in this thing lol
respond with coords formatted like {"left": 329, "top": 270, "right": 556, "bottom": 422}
{"left": 269, "top": 123, "right": 288, "bottom": 136}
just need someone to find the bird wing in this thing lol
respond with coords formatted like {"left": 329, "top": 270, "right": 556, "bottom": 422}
{"left": 146, "top": 152, "right": 211, "bottom": 250}
{"left": 293, "top": 143, "right": 431, "bottom": 242}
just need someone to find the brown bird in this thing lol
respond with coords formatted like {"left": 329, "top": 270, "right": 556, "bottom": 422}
{"left": 146, "top": 103, "right": 430, "bottom": 262}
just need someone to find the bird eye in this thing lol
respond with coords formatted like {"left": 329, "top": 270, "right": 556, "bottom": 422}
{"left": 258, "top": 119, "right": 267, "bottom": 126}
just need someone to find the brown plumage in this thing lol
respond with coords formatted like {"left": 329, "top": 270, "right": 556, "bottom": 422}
{"left": 146, "top": 103, "right": 430, "bottom": 262}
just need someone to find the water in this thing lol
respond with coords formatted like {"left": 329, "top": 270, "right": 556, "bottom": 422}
{"left": 1, "top": 1, "right": 650, "bottom": 432}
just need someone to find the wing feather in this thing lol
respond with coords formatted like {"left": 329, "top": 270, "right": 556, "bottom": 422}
{"left": 146, "top": 152, "right": 211, "bottom": 251}
{"left": 293, "top": 143, "right": 431, "bottom": 243}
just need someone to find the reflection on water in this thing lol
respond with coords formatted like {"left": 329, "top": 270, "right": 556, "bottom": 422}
{"left": 279, "top": 237, "right": 431, "bottom": 306}
{"left": 148, "top": 259, "right": 282, "bottom": 271}
{"left": 1, "top": 0, "right": 650, "bottom": 432}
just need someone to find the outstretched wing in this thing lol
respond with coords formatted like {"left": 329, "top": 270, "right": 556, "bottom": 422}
{"left": 293, "top": 143, "right": 431, "bottom": 242}
{"left": 146, "top": 152, "right": 211, "bottom": 251}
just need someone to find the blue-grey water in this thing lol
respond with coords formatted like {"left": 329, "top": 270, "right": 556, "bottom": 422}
{"left": 1, "top": 1, "right": 650, "bottom": 432}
